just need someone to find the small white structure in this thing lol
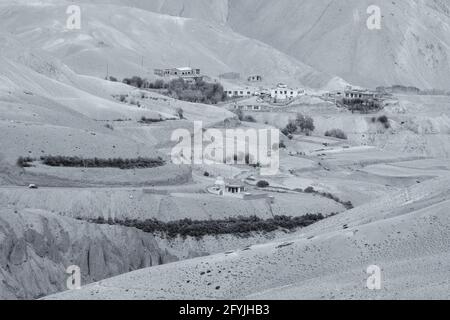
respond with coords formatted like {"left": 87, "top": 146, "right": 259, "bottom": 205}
{"left": 210, "top": 177, "right": 246, "bottom": 196}
{"left": 207, "top": 177, "right": 274, "bottom": 201}
{"left": 271, "top": 83, "right": 305, "bottom": 101}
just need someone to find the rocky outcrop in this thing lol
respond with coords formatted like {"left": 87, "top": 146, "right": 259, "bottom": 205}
{"left": 0, "top": 209, "right": 177, "bottom": 300}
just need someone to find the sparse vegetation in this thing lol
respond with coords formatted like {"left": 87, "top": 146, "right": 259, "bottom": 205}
{"left": 282, "top": 113, "right": 315, "bottom": 136}
{"left": 176, "top": 107, "right": 184, "bottom": 119}
{"left": 343, "top": 98, "right": 383, "bottom": 113}
{"left": 130, "top": 77, "right": 227, "bottom": 104}
{"left": 139, "top": 116, "right": 164, "bottom": 124}
{"left": 30, "top": 156, "right": 165, "bottom": 169}
{"left": 371, "top": 115, "right": 391, "bottom": 129}
{"left": 149, "top": 79, "right": 165, "bottom": 89}
{"left": 243, "top": 115, "right": 257, "bottom": 123}
{"left": 282, "top": 120, "right": 298, "bottom": 136}
{"left": 302, "top": 186, "right": 354, "bottom": 210}
{"left": 17, "top": 156, "right": 34, "bottom": 168}
{"left": 167, "top": 78, "right": 227, "bottom": 104}
{"left": 325, "top": 129, "right": 347, "bottom": 140}
{"left": 232, "top": 110, "right": 259, "bottom": 123}
{"left": 122, "top": 76, "right": 144, "bottom": 88}
{"left": 88, "top": 214, "right": 327, "bottom": 239}
{"left": 257, "top": 180, "right": 270, "bottom": 188}
{"left": 296, "top": 113, "right": 315, "bottom": 133}
{"left": 233, "top": 109, "right": 244, "bottom": 121}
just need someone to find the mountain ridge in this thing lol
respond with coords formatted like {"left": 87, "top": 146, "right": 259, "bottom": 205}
{"left": 86, "top": 0, "right": 450, "bottom": 89}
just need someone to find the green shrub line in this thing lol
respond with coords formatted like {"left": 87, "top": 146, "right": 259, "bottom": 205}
{"left": 17, "top": 156, "right": 165, "bottom": 169}
{"left": 298, "top": 186, "right": 354, "bottom": 210}
{"left": 139, "top": 116, "right": 165, "bottom": 124}
{"left": 86, "top": 214, "right": 329, "bottom": 239}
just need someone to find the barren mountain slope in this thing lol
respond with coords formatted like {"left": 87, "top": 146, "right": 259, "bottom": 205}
{"left": 111, "top": 0, "right": 450, "bottom": 89}
{"left": 0, "top": 34, "right": 234, "bottom": 166}
{"left": 44, "top": 177, "right": 450, "bottom": 300}
{"left": 0, "top": 207, "right": 176, "bottom": 300}
{"left": 0, "top": 1, "right": 340, "bottom": 88}
{"left": 226, "top": 0, "right": 450, "bottom": 89}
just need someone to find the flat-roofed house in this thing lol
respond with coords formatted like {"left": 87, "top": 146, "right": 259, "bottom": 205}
{"left": 344, "top": 89, "right": 379, "bottom": 100}
{"left": 225, "top": 87, "right": 255, "bottom": 98}
{"left": 230, "top": 97, "right": 271, "bottom": 112}
{"left": 154, "top": 67, "right": 202, "bottom": 83}
{"left": 271, "top": 83, "right": 305, "bottom": 100}
{"left": 209, "top": 177, "right": 246, "bottom": 196}
{"left": 247, "top": 75, "right": 263, "bottom": 82}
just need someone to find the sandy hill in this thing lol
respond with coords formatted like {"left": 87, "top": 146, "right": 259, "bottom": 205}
{"left": 44, "top": 176, "right": 450, "bottom": 299}
{"left": 225, "top": 0, "right": 450, "bottom": 89}
{"left": 0, "top": 1, "right": 341, "bottom": 89}
{"left": 109, "top": 0, "right": 450, "bottom": 90}
{"left": 0, "top": 31, "right": 234, "bottom": 167}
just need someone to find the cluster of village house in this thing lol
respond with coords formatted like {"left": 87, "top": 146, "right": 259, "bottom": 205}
{"left": 153, "top": 67, "right": 305, "bottom": 101}
{"left": 153, "top": 67, "right": 380, "bottom": 111}
{"left": 223, "top": 73, "right": 306, "bottom": 101}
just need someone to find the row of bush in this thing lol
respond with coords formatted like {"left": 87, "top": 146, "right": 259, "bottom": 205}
{"left": 139, "top": 116, "right": 165, "bottom": 124}
{"left": 17, "top": 156, "right": 165, "bottom": 169}
{"left": 302, "top": 186, "right": 354, "bottom": 210}
{"left": 89, "top": 214, "right": 327, "bottom": 239}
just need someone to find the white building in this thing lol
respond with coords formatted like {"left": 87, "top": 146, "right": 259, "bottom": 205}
{"left": 210, "top": 177, "right": 246, "bottom": 196}
{"left": 230, "top": 97, "right": 272, "bottom": 112}
{"left": 271, "top": 84, "right": 305, "bottom": 101}
{"left": 225, "top": 87, "right": 256, "bottom": 98}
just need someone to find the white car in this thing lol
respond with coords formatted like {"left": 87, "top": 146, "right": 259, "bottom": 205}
{"left": 28, "top": 184, "right": 38, "bottom": 189}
